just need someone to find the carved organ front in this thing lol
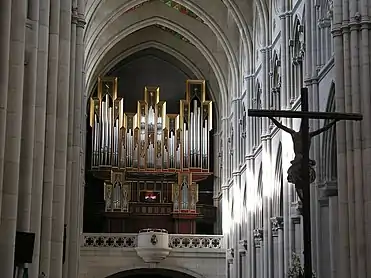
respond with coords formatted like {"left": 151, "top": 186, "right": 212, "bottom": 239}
{"left": 89, "top": 77, "right": 215, "bottom": 233}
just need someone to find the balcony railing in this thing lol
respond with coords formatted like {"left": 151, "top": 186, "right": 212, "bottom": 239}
{"left": 82, "top": 233, "right": 223, "bottom": 249}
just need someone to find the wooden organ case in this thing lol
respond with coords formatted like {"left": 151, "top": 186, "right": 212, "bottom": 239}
{"left": 89, "top": 77, "right": 216, "bottom": 234}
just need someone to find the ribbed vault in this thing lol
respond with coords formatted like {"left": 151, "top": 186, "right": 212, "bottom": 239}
{"left": 84, "top": 0, "right": 258, "bottom": 118}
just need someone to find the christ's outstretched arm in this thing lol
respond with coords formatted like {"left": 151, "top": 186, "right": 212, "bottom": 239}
{"left": 310, "top": 119, "right": 338, "bottom": 137}
{"left": 269, "top": 117, "right": 296, "bottom": 135}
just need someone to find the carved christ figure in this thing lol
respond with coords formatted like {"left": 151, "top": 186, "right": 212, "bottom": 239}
{"left": 269, "top": 116, "right": 338, "bottom": 188}
{"left": 269, "top": 117, "right": 338, "bottom": 164}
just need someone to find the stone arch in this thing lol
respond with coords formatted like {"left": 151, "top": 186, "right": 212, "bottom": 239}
{"left": 220, "top": 0, "right": 253, "bottom": 75}
{"left": 84, "top": 0, "right": 238, "bottom": 111}
{"left": 105, "top": 267, "right": 205, "bottom": 278}
{"left": 88, "top": 39, "right": 220, "bottom": 121}
{"left": 85, "top": 16, "right": 228, "bottom": 117}
{"left": 272, "top": 143, "right": 283, "bottom": 217}
{"left": 321, "top": 83, "right": 337, "bottom": 183}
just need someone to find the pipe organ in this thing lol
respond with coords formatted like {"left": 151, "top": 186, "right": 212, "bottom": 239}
{"left": 89, "top": 77, "right": 215, "bottom": 234}
{"left": 90, "top": 78, "right": 212, "bottom": 174}
{"left": 90, "top": 77, "right": 123, "bottom": 168}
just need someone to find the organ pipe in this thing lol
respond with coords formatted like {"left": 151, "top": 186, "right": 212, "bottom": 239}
{"left": 90, "top": 79, "right": 212, "bottom": 173}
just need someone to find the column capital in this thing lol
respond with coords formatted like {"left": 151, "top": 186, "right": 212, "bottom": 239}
{"left": 238, "top": 239, "right": 248, "bottom": 254}
{"left": 318, "top": 180, "right": 338, "bottom": 198}
{"left": 253, "top": 228, "right": 263, "bottom": 248}
{"left": 227, "top": 248, "right": 234, "bottom": 264}
{"left": 72, "top": 9, "right": 86, "bottom": 28}
{"left": 270, "top": 216, "right": 284, "bottom": 237}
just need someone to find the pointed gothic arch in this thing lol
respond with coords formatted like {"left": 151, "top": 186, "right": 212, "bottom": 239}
{"left": 105, "top": 267, "right": 205, "bottom": 278}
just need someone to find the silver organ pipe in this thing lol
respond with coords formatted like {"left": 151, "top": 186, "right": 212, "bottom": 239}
{"left": 195, "top": 100, "right": 198, "bottom": 167}
{"left": 156, "top": 115, "right": 162, "bottom": 169}
{"left": 197, "top": 106, "right": 201, "bottom": 167}
{"left": 108, "top": 103, "right": 112, "bottom": 165}
{"left": 163, "top": 130, "right": 168, "bottom": 169}
{"left": 101, "top": 96, "right": 107, "bottom": 165}
{"left": 133, "top": 114, "right": 138, "bottom": 168}
{"left": 90, "top": 79, "right": 212, "bottom": 173}
{"left": 176, "top": 116, "right": 181, "bottom": 169}
{"left": 203, "top": 120, "right": 207, "bottom": 168}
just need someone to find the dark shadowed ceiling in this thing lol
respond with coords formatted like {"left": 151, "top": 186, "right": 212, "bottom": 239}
{"left": 107, "top": 48, "right": 198, "bottom": 114}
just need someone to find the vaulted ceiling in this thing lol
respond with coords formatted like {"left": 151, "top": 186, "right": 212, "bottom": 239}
{"left": 84, "top": 0, "right": 256, "bottom": 116}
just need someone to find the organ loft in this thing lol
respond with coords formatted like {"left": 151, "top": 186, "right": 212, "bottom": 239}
{"left": 84, "top": 77, "right": 216, "bottom": 234}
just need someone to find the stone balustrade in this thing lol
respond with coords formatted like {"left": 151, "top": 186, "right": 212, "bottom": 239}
{"left": 82, "top": 233, "right": 223, "bottom": 249}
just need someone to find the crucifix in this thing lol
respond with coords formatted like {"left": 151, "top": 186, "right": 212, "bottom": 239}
{"left": 248, "top": 88, "right": 362, "bottom": 278}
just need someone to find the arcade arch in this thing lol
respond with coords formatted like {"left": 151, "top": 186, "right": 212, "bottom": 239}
{"left": 105, "top": 268, "right": 204, "bottom": 278}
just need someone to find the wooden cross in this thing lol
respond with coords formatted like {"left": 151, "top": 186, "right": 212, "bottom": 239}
{"left": 248, "top": 88, "right": 362, "bottom": 278}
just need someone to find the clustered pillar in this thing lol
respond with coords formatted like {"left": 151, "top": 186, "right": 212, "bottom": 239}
{"left": 332, "top": 0, "right": 371, "bottom": 276}
{"left": 0, "top": 0, "right": 86, "bottom": 277}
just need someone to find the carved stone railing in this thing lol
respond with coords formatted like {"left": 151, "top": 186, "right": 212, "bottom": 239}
{"left": 169, "top": 234, "right": 223, "bottom": 249}
{"left": 82, "top": 233, "right": 223, "bottom": 249}
{"left": 82, "top": 233, "right": 138, "bottom": 248}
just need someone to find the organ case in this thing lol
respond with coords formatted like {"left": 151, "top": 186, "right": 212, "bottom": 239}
{"left": 89, "top": 77, "right": 215, "bottom": 234}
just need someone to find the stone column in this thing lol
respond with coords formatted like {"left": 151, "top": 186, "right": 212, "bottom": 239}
{"left": 49, "top": 0, "right": 71, "bottom": 276}
{"left": 260, "top": 46, "right": 272, "bottom": 278}
{"left": 245, "top": 158, "right": 254, "bottom": 278}
{"left": 222, "top": 117, "right": 228, "bottom": 186}
{"left": 67, "top": 5, "right": 85, "bottom": 277}
{"left": 78, "top": 19, "right": 87, "bottom": 241}
{"left": 17, "top": 0, "right": 40, "bottom": 233}
{"left": 328, "top": 196, "right": 339, "bottom": 278}
{"left": 291, "top": 214, "right": 302, "bottom": 256}
{"left": 332, "top": 0, "right": 371, "bottom": 276}
{"left": 0, "top": 0, "right": 12, "bottom": 218}
{"left": 39, "top": 0, "right": 60, "bottom": 274}
{"left": 271, "top": 216, "right": 284, "bottom": 278}
{"left": 62, "top": 4, "right": 77, "bottom": 277}
{"left": 29, "top": 0, "right": 51, "bottom": 277}
{"left": 231, "top": 94, "right": 241, "bottom": 278}
{"left": 253, "top": 228, "right": 263, "bottom": 278}
{"left": 280, "top": 10, "right": 294, "bottom": 276}
{"left": 0, "top": 0, "right": 27, "bottom": 276}
{"left": 17, "top": 0, "right": 40, "bottom": 275}
{"left": 304, "top": 0, "right": 321, "bottom": 272}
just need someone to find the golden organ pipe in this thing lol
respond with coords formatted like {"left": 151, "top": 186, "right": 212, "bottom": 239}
{"left": 90, "top": 78, "right": 212, "bottom": 172}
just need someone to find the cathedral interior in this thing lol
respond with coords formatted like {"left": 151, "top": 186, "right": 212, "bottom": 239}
{"left": 0, "top": 0, "right": 371, "bottom": 278}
